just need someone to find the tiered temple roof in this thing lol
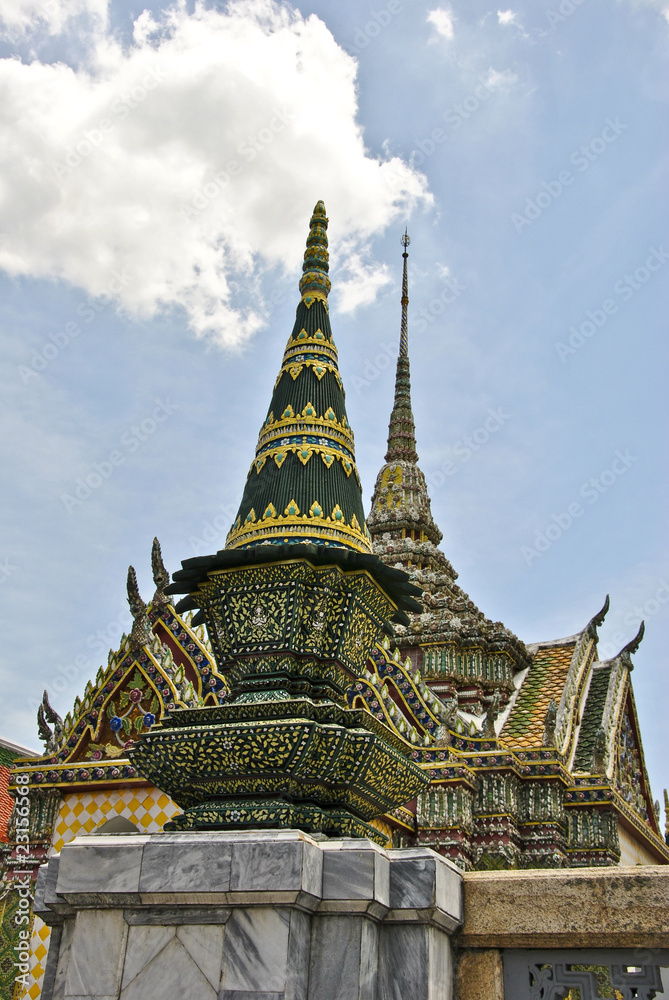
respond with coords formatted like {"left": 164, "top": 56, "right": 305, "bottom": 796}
{"left": 362, "top": 236, "right": 668, "bottom": 867}
{"left": 3, "top": 209, "right": 668, "bottom": 1000}
{"left": 368, "top": 237, "right": 531, "bottom": 720}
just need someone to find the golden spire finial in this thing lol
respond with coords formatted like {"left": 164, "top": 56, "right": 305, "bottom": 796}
{"left": 299, "top": 200, "right": 331, "bottom": 307}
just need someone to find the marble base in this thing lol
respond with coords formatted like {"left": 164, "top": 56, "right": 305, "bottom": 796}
{"left": 35, "top": 830, "right": 463, "bottom": 1000}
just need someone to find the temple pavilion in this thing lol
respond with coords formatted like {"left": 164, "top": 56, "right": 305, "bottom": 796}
{"left": 2, "top": 202, "right": 667, "bottom": 1000}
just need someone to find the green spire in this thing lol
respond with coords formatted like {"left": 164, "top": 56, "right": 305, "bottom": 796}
{"left": 299, "top": 200, "right": 331, "bottom": 307}
{"left": 226, "top": 202, "right": 372, "bottom": 553}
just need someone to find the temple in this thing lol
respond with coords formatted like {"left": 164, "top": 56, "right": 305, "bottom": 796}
{"left": 1, "top": 203, "right": 668, "bottom": 1000}
{"left": 363, "top": 231, "right": 667, "bottom": 870}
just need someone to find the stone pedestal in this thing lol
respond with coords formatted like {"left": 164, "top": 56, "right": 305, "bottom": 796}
{"left": 35, "top": 830, "right": 462, "bottom": 1000}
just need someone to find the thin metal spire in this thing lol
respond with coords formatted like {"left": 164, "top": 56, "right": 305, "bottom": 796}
{"left": 384, "top": 230, "right": 417, "bottom": 463}
{"left": 400, "top": 229, "right": 410, "bottom": 357}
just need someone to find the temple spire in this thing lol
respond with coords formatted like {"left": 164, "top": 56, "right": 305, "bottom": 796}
{"left": 299, "top": 200, "right": 331, "bottom": 307}
{"left": 367, "top": 232, "right": 443, "bottom": 556}
{"left": 399, "top": 229, "right": 410, "bottom": 357}
{"left": 225, "top": 201, "right": 371, "bottom": 553}
{"left": 385, "top": 231, "right": 418, "bottom": 463}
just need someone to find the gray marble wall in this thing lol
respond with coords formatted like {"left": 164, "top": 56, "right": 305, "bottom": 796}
{"left": 35, "top": 830, "right": 462, "bottom": 1000}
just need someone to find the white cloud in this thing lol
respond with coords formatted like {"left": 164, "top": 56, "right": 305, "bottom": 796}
{"left": 0, "top": 0, "right": 431, "bottom": 348}
{"left": 483, "top": 67, "right": 520, "bottom": 91}
{"left": 333, "top": 244, "right": 392, "bottom": 313}
{"left": 0, "top": 0, "right": 108, "bottom": 37}
{"left": 615, "top": 0, "right": 669, "bottom": 22}
{"left": 497, "top": 9, "right": 518, "bottom": 26}
{"left": 427, "top": 7, "right": 455, "bottom": 40}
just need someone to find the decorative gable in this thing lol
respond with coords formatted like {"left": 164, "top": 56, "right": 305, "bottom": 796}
{"left": 13, "top": 540, "right": 228, "bottom": 794}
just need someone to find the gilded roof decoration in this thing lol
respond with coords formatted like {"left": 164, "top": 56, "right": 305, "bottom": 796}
{"left": 298, "top": 200, "right": 331, "bottom": 307}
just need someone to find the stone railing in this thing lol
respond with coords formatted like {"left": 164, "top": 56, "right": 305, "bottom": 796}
{"left": 455, "top": 866, "right": 669, "bottom": 1000}
{"left": 31, "top": 832, "right": 669, "bottom": 1000}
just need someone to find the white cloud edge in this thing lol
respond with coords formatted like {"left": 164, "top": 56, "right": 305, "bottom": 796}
{"left": 0, "top": 0, "right": 433, "bottom": 350}
{"left": 427, "top": 7, "right": 455, "bottom": 40}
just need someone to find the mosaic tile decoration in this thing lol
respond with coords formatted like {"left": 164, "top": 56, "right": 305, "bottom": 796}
{"left": 502, "top": 643, "right": 575, "bottom": 749}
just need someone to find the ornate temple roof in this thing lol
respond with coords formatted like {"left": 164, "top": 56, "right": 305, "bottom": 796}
{"left": 501, "top": 641, "right": 575, "bottom": 750}
{"left": 226, "top": 201, "right": 372, "bottom": 553}
{"left": 5, "top": 208, "right": 668, "bottom": 889}
{"left": 11, "top": 539, "right": 226, "bottom": 795}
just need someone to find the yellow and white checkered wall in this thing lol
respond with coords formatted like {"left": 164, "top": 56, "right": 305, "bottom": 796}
{"left": 51, "top": 786, "right": 179, "bottom": 853}
{"left": 19, "top": 785, "right": 180, "bottom": 1000}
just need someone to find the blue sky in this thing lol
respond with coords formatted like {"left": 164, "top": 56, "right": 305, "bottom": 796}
{"left": 0, "top": 0, "right": 667, "bottom": 806}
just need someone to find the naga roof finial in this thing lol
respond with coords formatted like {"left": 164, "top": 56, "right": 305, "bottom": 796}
{"left": 151, "top": 536, "right": 171, "bottom": 609}
{"left": 592, "top": 594, "right": 610, "bottom": 628}
{"left": 37, "top": 690, "right": 63, "bottom": 752}
{"left": 586, "top": 594, "right": 610, "bottom": 642}
{"left": 127, "top": 565, "right": 152, "bottom": 650}
{"left": 618, "top": 620, "right": 645, "bottom": 663}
